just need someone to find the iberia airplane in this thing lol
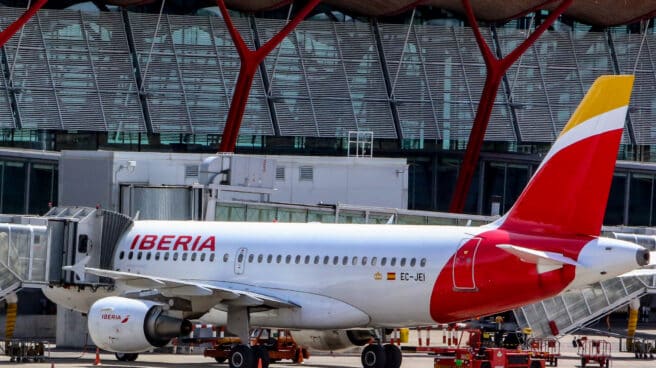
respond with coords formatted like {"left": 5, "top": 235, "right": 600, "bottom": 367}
{"left": 45, "top": 75, "right": 648, "bottom": 368}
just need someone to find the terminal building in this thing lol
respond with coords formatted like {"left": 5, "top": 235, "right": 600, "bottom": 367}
{"left": 0, "top": 0, "right": 654, "bottom": 348}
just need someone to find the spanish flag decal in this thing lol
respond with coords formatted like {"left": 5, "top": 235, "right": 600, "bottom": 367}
{"left": 387, "top": 272, "right": 396, "bottom": 281}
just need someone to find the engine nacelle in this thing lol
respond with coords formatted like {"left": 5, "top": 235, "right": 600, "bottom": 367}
{"left": 88, "top": 296, "right": 192, "bottom": 353}
{"left": 291, "top": 329, "right": 375, "bottom": 351}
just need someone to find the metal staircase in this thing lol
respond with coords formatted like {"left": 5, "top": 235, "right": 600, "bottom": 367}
{"left": 514, "top": 274, "right": 655, "bottom": 337}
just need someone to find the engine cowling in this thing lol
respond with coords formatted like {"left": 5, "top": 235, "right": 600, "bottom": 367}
{"left": 88, "top": 296, "right": 192, "bottom": 353}
{"left": 291, "top": 329, "right": 376, "bottom": 351}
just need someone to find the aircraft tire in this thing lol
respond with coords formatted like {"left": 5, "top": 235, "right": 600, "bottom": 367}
{"left": 383, "top": 344, "right": 402, "bottom": 368}
{"left": 230, "top": 344, "right": 254, "bottom": 368}
{"left": 361, "top": 344, "right": 386, "bottom": 368}
{"left": 252, "top": 345, "right": 270, "bottom": 368}
{"left": 115, "top": 352, "right": 138, "bottom": 362}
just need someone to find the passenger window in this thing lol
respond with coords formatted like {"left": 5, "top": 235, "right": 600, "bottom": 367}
{"left": 223, "top": 253, "right": 229, "bottom": 262}
{"left": 210, "top": 254, "right": 216, "bottom": 262}
{"left": 400, "top": 258, "right": 406, "bottom": 267}
{"left": 127, "top": 251, "right": 132, "bottom": 260}
{"left": 119, "top": 251, "right": 125, "bottom": 260}
{"left": 352, "top": 257, "right": 358, "bottom": 266}
{"left": 257, "top": 254, "right": 263, "bottom": 263}
{"left": 381, "top": 257, "right": 387, "bottom": 266}
{"left": 333, "top": 256, "right": 339, "bottom": 265}
{"left": 173, "top": 253, "right": 179, "bottom": 261}
{"left": 304, "top": 255, "right": 310, "bottom": 264}
{"left": 155, "top": 252, "right": 160, "bottom": 261}
{"left": 313, "top": 256, "right": 320, "bottom": 264}
{"left": 191, "top": 253, "right": 197, "bottom": 261}
{"left": 248, "top": 254, "right": 254, "bottom": 263}
{"left": 420, "top": 258, "right": 427, "bottom": 267}
{"left": 182, "top": 253, "right": 188, "bottom": 261}
{"left": 342, "top": 256, "right": 348, "bottom": 265}
{"left": 267, "top": 255, "right": 273, "bottom": 263}
{"left": 164, "top": 252, "right": 169, "bottom": 261}
{"left": 295, "top": 255, "right": 301, "bottom": 264}
{"left": 361, "top": 256, "right": 368, "bottom": 266}
{"left": 276, "top": 255, "right": 282, "bottom": 264}
{"left": 390, "top": 257, "right": 396, "bottom": 266}
{"left": 286, "top": 255, "right": 292, "bottom": 264}
{"left": 323, "top": 256, "right": 329, "bottom": 265}
{"left": 200, "top": 253, "right": 206, "bottom": 262}
{"left": 371, "top": 257, "right": 377, "bottom": 266}
{"left": 237, "top": 253, "right": 244, "bottom": 263}
{"left": 410, "top": 258, "right": 416, "bottom": 267}
{"left": 146, "top": 253, "right": 151, "bottom": 261}
{"left": 137, "top": 252, "right": 143, "bottom": 260}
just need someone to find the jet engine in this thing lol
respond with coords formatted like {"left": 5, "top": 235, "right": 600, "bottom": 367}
{"left": 291, "top": 329, "right": 376, "bottom": 351}
{"left": 88, "top": 296, "right": 192, "bottom": 353}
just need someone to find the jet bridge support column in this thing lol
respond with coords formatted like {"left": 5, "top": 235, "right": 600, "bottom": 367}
{"left": 216, "top": 0, "right": 320, "bottom": 153}
{"left": 449, "top": 0, "right": 572, "bottom": 213}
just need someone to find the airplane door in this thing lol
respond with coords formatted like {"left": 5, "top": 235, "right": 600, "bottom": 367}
{"left": 234, "top": 248, "right": 248, "bottom": 275}
{"left": 452, "top": 237, "right": 481, "bottom": 291}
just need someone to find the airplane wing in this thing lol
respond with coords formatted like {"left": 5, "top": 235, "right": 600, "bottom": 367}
{"left": 65, "top": 265, "right": 299, "bottom": 309}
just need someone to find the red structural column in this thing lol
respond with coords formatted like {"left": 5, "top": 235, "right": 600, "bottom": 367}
{"left": 0, "top": 0, "right": 48, "bottom": 47}
{"left": 449, "top": 0, "right": 572, "bottom": 213}
{"left": 217, "top": 0, "right": 320, "bottom": 153}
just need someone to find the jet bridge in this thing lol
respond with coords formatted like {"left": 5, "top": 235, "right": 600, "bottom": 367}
{"left": 0, "top": 207, "right": 133, "bottom": 298}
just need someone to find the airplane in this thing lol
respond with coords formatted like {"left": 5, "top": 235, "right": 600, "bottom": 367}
{"left": 43, "top": 74, "right": 648, "bottom": 368}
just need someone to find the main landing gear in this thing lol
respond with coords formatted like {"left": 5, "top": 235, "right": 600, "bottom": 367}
{"left": 226, "top": 306, "right": 270, "bottom": 368}
{"left": 361, "top": 343, "right": 402, "bottom": 368}
{"left": 228, "top": 344, "right": 270, "bottom": 368}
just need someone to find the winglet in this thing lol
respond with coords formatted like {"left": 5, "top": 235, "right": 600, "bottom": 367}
{"left": 498, "top": 75, "right": 634, "bottom": 237}
{"left": 62, "top": 255, "right": 91, "bottom": 282}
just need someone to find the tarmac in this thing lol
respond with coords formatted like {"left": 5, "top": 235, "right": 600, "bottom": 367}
{"left": 1, "top": 320, "right": 655, "bottom": 367}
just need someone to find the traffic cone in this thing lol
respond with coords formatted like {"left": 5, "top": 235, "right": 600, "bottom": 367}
{"left": 257, "top": 357, "right": 262, "bottom": 368}
{"left": 51, "top": 363, "right": 55, "bottom": 368}
{"left": 297, "top": 349, "right": 304, "bottom": 364}
{"left": 93, "top": 347, "right": 101, "bottom": 366}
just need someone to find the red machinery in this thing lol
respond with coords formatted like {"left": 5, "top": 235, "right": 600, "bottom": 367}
{"left": 527, "top": 337, "right": 560, "bottom": 366}
{"left": 576, "top": 337, "right": 611, "bottom": 368}
{"left": 203, "top": 329, "right": 308, "bottom": 364}
{"left": 431, "top": 329, "right": 545, "bottom": 368}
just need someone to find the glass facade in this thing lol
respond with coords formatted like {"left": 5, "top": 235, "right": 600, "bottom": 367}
{"left": 0, "top": 158, "right": 57, "bottom": 215}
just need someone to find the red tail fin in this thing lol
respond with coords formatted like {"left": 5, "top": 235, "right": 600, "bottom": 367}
{"left": 498, "top": 75, "right": 634, "bottom": 236}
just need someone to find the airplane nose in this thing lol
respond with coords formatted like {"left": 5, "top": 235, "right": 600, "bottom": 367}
{"left": 637, "top": 248, "right": 650, "bottom": 267}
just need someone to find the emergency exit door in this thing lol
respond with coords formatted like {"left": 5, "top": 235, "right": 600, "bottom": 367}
{"left": 234, "top": 248, "right": 248, "bottom": 275}
{"left": 452, "top": 237, "right": 481, "bottom": 291}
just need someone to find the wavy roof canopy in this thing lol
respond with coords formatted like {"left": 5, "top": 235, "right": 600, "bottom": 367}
{"left": 3, "top": 0, "right": 656, "bottom": 26}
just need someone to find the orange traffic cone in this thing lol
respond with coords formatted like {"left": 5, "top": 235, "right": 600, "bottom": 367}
{"left": 257, "top": 357, "right": 262, "bottom": 368}
{"left": 93, "top": 347, "right": 101, "bottom": 366}
{"left": 298, "top": 349, "right": 304, "bottom": 364}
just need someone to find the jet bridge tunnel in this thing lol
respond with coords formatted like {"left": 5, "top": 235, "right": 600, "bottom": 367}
{"left": 0, "top": 206, "right": 133, "bottom": 300}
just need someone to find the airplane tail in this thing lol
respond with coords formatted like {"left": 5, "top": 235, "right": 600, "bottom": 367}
{"left": 497, "top": 75, "right": 634, "bottom": 237}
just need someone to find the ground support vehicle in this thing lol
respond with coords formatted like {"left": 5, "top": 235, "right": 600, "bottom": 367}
{"left": 2, "top": 339, "right": 47, "bottom": 363}
{"left": 202, "top": 329, "right": 308, "bottom": 364}
{"left": 528, "top": 337, "right": 560, "bottom": 366}
{"left": 576, "top": 337, "right": 611, "bottom": 368}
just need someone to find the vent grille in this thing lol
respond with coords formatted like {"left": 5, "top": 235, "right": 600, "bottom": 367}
{"left": 299, "top": 166, "right": 313, "bottom": 181}
{"left": 185, "top": 165, "right": 199, "bottom": 178}
{"left": 276, "top": 166, "right": 285, "bottom": 181}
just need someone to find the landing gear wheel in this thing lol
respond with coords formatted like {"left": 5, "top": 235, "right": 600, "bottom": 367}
{"left": 115, "top": 352, "right": 138, "bottom": 362}
{"left": 230, "top": 345, "right": 255, "bottom": 368}
{"left": 383, "top": 344, "right": 401, "bottom": 368}
{"left": 252, "top": 345, "right": 270, "bottom": 368}
{"left": 361, "top": 344, "right": 386, "bottom": 368}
